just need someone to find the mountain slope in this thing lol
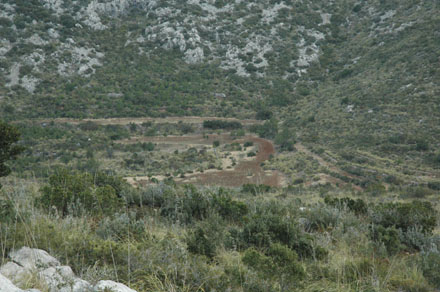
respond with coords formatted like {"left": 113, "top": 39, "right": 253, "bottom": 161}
{"left": 0, "top": 0, "right": 439, "bottom": 167}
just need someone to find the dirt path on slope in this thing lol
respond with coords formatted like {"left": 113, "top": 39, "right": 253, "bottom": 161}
{"left": 124, "top": 135, "right": 286, "bottom": 188}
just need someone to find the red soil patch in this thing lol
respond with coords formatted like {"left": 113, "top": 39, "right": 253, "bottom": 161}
{"left": 123, "top": 134, "right": 285, "bottom": 188}
{"left": 184, "top": 136, "right": 283, "bottom": 187}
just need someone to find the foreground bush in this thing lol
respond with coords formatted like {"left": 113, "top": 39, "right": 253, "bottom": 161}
{"left": 370, "top": 201, "right": 437, "bottom": 234}
{"left": 38, "top": 169, "right": 124, "bottom": 216}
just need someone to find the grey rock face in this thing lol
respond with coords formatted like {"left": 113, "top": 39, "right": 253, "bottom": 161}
{"left": 39, "top": 266, "right": 93, "bottom": 292}
{"left": 0, "top": 273, "right": 23, "bottom": 292}
{"left": 0, "top": 262, "right": 27, "bottom": 283}
{"left": 95, "top": 280, "right": 137, "bottom": 292}
{"left": 0, "top": 247, "right": 137, "bottom": 292}
{"left": 9, "top": 247, "right": 60, "bottom": 270}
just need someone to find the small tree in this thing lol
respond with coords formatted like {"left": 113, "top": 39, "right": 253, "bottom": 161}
{"left": 0, "top": 121, "right": 24, "bottom": 188}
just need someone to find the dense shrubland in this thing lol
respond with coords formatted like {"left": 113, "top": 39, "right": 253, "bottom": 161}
{"left": 1, "top": 171, "right": 440, "bottom": 291}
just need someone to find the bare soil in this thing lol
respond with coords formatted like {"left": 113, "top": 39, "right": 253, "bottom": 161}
{"left": 123, "top": 135, "right": 286, "bottom": 188}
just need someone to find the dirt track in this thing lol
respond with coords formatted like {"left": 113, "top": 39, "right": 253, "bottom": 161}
{"left": 123, "top": 135, "right": 286, "bottom": 188}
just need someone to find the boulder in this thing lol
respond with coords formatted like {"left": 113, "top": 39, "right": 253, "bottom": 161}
{"left": 39, "top": 266, "right": 92, "bottom": 292}
{"left": 9, "top": 247, "right": 60, "bottom": 270}
{"left": 0, "top": 262, "right": 28, "bottom": 283}
{"left": 95, "top": 280, "right": 137, "bottom": 292}
{"left": 0, "top": 273, "right": 22, "bottom": 292}
{"left": 0, "top": 247, "right": 131, "bottom": 292}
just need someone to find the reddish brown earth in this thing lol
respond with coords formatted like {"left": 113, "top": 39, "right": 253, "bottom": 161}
{"left": 187, "top": 136, "right": 284, "bottom": 187}
{"left": 122, "top": 134, "right": 286, "bottom": 188}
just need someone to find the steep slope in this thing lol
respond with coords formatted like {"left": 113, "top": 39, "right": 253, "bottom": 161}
{"left": 0, "top": 0, "right": 439, "bottom": 167}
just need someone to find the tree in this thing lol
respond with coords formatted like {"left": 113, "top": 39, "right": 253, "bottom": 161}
{"left": 0, "top": 121, "right": 23, "bottom": 187}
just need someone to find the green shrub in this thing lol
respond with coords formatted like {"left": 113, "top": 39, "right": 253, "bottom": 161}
{"left": 303, "top": 204, "right": 342, "bottom": 231}
{"left": 370, "top": 225, "right": 404, "bottom": 255}
{"left": 0, "top": 196, "right": 18, "bottom": 223}
{"left": 255, "top": 109, "right": 273, "bottom": 120}
{"left": 187, "top": 217, "right": 225, "bottom": 259}
{"left": 242, "top": 244, "right": 304, "bottom": 289}
{"left": 427, "top": 181, "right": 440, "bottom": 191}
{"left": 401, "top": 186, "right": 433, "bottom": 199}
{"left": 370, "top": 201, "right": 437, "bottom": 234}
{"left": 324, "top": 196, "right": 368, "bottom": 215}
{"left": 238, "top": 210, "right": 327, "bottom": 259}
{"left": 96, "top": 212, "right": 146, "bottom": 241}
{"left": 342, "top": 258, "right": 374, "bottom": 284}
{"left": 241, "top": 184, "right": 271, "bottom": 195}
{"left": 212, "top": 192, "right": 248, "bottom": 221}
{"left": 421, "top": 251, "right": 440, "bottom": 288}
{"left": 38, "top": 169, "right": 123, "bottom": 216}
{"left": 249, "top": 119, "right": 278, "bottom": 139}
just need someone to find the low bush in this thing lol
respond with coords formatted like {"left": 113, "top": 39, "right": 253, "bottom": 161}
{"left": 324, "top": 196, "right": 368, "bottom": 215}
{"left": 242, "top": 243, "right": 304, "bottom": 290}
{"left": 187, "top": 226, "right": 217, "bottom": 259}
{"left": 370, "top": 225, "right": 404, "bottom": 255}
{"left": 421, "top": 251, "right": 440, "bottom": 288}
{"left": 38, "top": 169, "right": 124, "bottom": 216}
{"left": 237, "top": 210, "right": 327, "bottom": 259}
{"left": 370, "top": 201, "right": 437, "bottom": 234}
{"left": 241, "top": 184, "right": 271, "bottom": 195}
{"left": 96, "top": 212, "right": 147, "bottom": 241}
{"left": 212, "top": 192, "right": 248, "bottom": 221}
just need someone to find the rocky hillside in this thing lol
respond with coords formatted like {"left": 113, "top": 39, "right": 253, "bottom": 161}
{"left": 0, "top": 0, "right": 439, "bottom": 155}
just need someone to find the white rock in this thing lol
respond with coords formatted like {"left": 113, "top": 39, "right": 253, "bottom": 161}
{"left": 320, "top": 13, "right": 331, "bottom": 25}
{"left": 71, "top": 278, "right": 93, "bottom": 292}
{"left": 6, "top": 63, "right": 20, "bottom": 87}
{"left": 0, "top": 39, "right": 12, "bottom": 56}
{"left": 9, "top": 247, "right": 60, "bottom": 270}
{"left": 21, "top": 75, "right": 39, "bottom": 93}
{"left": 0, "top": 273, "right": 23, "bottom": 292}
{"left": 26, "top": 34, "right": 48, "bottom": 46}
{"left": 95, "top": 280, "right": 137, "bottom": 292}
{"left": 262, "top": 2, "right": 289, "bottom": 23}
{"left": 184, "top": 47, "right": 204, "bottom": 64}
{"left": 47, "top": 28, "right": 60, "bottom": 39}
{"left": 39, "top": 266, "right": 92, "bottom": 292}
{"left": 0, "top": 262, "right": 28, "bottom": 283}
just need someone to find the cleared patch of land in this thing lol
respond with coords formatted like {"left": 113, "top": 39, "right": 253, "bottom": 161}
{"left": 122, "top": 134, "right": 286, "bottom": 188}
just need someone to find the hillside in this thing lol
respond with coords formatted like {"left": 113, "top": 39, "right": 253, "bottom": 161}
{"left": 0, "top": 0, "right": 438, "bottom": 187}
{"left": 1, "top": 1, "right": 440, "bottom": 291}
